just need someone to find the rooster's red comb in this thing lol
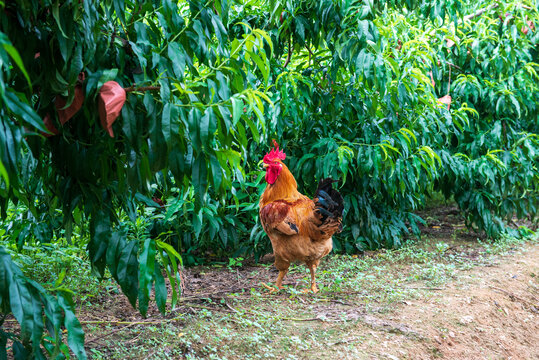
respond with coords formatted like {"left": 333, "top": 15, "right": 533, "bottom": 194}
{"left": 263, "top": 139, "right": 286, "bottom": 164}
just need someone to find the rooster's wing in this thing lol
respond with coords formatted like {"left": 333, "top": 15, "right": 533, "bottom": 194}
{"left": 260, "top": 200, "right": 307, "bottom": 236}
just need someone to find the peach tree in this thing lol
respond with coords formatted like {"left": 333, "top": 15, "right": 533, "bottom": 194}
{"left": 0, "top": 0, "right": 537, "bottom": 357}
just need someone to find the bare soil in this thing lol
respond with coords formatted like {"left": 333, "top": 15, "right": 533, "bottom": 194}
{"left": 363, "top": 243, "right": 539, "bottom": 360}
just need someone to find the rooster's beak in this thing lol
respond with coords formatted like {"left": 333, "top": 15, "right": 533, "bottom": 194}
{"left": 262, "top": 163, "right": 269, "bottom": 169}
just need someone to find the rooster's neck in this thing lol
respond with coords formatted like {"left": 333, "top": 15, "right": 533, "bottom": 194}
{"left": 260, "top": 163, "right": 301, "bottom": 206}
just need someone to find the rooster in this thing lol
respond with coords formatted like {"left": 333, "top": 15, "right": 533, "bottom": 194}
{"left": 259, "top": 140, "right": 343, "bottom": 293}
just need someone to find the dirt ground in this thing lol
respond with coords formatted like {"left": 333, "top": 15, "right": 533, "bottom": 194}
{"left": 66, "top": 205, "right": 538, "bottom": 360}
{"left": 365, "top": 242, "right": 539, "bottom": 360}
{"left": 75, "top": 241, "right": 538, "bottom": 360}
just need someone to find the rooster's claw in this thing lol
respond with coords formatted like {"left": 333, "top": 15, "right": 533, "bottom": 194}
{"left": 261, "top": 282, "right": 281, "bottom": 293}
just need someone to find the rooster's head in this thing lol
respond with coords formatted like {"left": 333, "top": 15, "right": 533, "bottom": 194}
{"left": 263, "top": 140, "right": 286, "bottom": 185}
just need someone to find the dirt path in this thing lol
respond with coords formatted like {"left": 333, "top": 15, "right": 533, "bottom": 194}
{"left": 352, "top": 243, "right": 539, "bottom": 359}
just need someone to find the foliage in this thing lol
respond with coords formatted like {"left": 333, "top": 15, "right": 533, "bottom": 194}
{"left": 0, "top": 0, "right": 537, "bottom": 357}
{"left": 0, "top": 246, "right": 85, "bottom": 359}
{"left": 248, "top": 0, "right": 538, "bottom": 251}
{"left": 435, "top": 3, "right": 539, "bottom": 235}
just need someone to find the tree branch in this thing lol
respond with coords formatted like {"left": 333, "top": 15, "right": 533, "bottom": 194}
{"left": 124, "top": 85, "right": 161, "bottom": 92}
{"left": 305, "top": 44, "right": 313, "bottom": 65}
{"left": 283, "top": 36, "right": 292, "bottom": 68}
{"left": 463, "top": 3, "right": 499, "bottom": 21}
{"left": 447, "top": 65, "right": 452, "bottom": 95}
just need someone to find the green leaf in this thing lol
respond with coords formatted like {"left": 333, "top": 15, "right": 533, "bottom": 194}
{"left": 200, "top": 109, "right": 210, "bottom": 146}
{"left": 28, "top": 289, "right": 45, "bottom": 353}
{"left": 113, "top": 0, "right": 126, "bottom": 25}
{"left": 57, "top": 293, "right": 86, "bottom": 360}
{"left": 0, "top": 160, "right": 9, "bottom": 190}
{"left": 162, "top": 103, "right": 172, "bottom": 146}
{"left": 244, "top": 116, "right": 260, "bottom": 143}
{"left": 51, "top": 1, "right": 68, "bottom": 38}
{"left": 215, "top": 72, "right": 230, "bottom": 100}
{"left": 156, "top": 241, "right": 182, "bottom": 265}
{"left": 154, "top": 259, "right": 167, "bottom": 314}
{"left": 1, "top": 42, "right": 31, "bottom": 91}
{"left": 509, "top": 95, "right": 520, "bottom": 118}
{"left": 209, "top": 153, "right": 223, "bottom": 190}
{"left": 8, "top": 276, "right": 33, "bottom": 342}
{"left": 187, "top": 108, "right": 201, "bottom": 151}
{"left": 192, "top": 154, "right": 208, "bottom": 207}
{"left": 97, "top": 69, "right": 119, "bottom": 91}
{"left": 156, "top": 241, "right": 182, "bottom": 308}
{"left": 121, "top": 101, "right": 137, "bottom": 144}
{"left": 248, "top": 50, "right": 269, "bottom": 84}
{"left": 88, "top": 211, "right": 110, "bottom": 277}
{"left": 168, "top": 42, "right": 186, "bottom": 79}
{"left": 138, "top": 238, "right": 155, "bottom": 317}
{"left": 4, "top": 90, "right": 46, "bottom": 132}
{"left": 231, "top": 96, "right": 243, "bottom": 126}
{"left": 116, "top": 240, "right": 139, "bottom": 308}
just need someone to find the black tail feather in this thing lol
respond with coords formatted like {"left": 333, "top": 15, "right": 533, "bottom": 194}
{"left": 314, "top": 178, "right": 344, "bottom": 222}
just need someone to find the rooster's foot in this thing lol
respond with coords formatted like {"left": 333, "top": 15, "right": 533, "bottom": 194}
{"left": 302, "top": 285, "right": 319, "bottom": 294}
{"left": 261, "top": 282, "right": 281, "bottom": 293}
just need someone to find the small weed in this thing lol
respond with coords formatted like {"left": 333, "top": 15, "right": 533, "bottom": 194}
{"left": 227, "top": 257, "right": 244, "bottom": 269}
{"left": 410, "top": 262, "right": 456, "bottom": 286}
{"left": 435, "top": 242, "right": 449, "bottom": 254}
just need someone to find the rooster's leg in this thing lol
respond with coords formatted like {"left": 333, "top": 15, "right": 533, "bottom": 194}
{"left": 262, "top": 269, "right": 288, "bottom": 293}
{"left": 262, "top": 256, "right": 289, "bottom": 293}
{"left": 303, "top": 263, "right": 318, "bottom": 293}
{"left": 275, "top": 269, "right": 288, "bottom": 289}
